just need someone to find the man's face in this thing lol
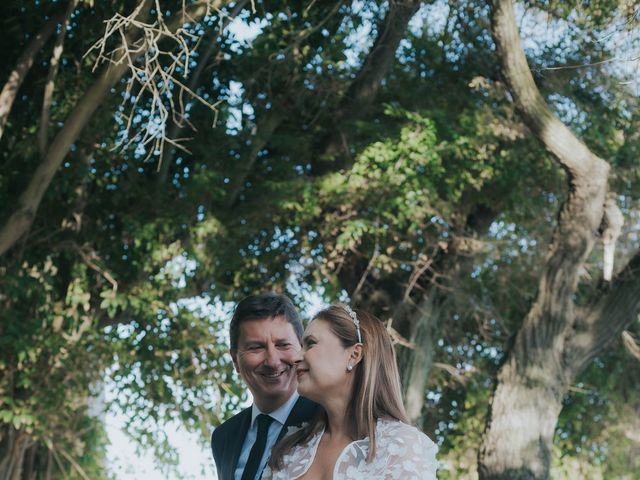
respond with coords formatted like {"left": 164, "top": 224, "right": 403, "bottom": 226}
{"left": 231, "top": 315, "right": 301, "bottom": 412}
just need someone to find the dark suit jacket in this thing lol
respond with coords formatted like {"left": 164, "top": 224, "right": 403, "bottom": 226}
{"left": 211, "top": 396, "right": 318, "bottom": 480}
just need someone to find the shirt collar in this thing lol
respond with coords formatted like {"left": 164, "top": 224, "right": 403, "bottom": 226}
{"left": 251, "top": 391, "right": 299, "bottom": 427}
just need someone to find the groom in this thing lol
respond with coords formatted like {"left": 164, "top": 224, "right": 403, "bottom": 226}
{"left": 211, "top": 293, "right": 318, "bottom": 480}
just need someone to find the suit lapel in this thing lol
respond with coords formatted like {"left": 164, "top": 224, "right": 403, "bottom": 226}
{"left": 228, "top": 407, "right": 252, "bottom": 479}
{"left": 278, "top": 397, "right": 319, "bottom": 442}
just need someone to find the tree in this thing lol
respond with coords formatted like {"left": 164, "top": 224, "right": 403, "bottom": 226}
{"left": 477, "top": 1, "right": 640, "bottom": 478}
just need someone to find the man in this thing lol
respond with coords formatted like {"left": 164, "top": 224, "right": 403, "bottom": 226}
{"left": 211, "top": 293, "right": 318, "bottom": 480}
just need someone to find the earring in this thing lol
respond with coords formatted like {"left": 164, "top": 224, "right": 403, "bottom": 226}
{"left": 346, "top": 363, "right": 353, "bottom": 372}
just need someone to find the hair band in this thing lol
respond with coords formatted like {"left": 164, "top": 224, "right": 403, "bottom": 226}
{"left": 343, "top": 305, "right": 362, "bottom": 343}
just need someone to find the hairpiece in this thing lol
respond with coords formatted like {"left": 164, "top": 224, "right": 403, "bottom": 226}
{"left": 343, "top": 305, "right": 362, "bottom": 343}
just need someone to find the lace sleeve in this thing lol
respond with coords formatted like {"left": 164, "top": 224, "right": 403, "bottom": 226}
{"left": 382, "top": 423, "right": 438, "bottom": 480}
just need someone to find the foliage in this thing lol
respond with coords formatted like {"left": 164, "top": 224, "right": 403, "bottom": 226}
{"left": 0, "top": 0, "right": 639, "bottom": 477}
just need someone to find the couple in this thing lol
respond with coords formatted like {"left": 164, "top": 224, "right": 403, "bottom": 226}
{"left": 211, "top": 293, "right": 437, "bottom": 479}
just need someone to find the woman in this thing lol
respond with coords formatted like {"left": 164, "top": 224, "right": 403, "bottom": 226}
{"left": 264, "top": 304, "right": 437, "bottom": 479}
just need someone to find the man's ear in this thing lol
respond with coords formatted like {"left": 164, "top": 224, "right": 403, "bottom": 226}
{"left": 230, "top": 349, "right": 240, "bottom": 373}
{"left": 349, "top": 343, "right": 363, "bottom": 366}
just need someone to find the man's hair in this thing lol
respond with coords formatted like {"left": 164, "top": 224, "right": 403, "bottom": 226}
{"left": 229, "top": 293, "right": 303, "bottom": 351}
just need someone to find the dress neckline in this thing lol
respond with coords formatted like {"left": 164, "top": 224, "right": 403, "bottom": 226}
{"left": 296, "top": 420, "right": 377, "bottom": 479}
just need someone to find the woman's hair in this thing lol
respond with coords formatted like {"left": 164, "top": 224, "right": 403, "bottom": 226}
{"left": 269, "top": 304, "right": 408, "bottom": 469}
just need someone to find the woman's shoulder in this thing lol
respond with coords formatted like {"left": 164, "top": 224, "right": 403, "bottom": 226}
{"left": 374, "top": 418, "right": 439, "bottom": 478}
{"left": 376, "top": 418, "right": 438, "bottom": 452}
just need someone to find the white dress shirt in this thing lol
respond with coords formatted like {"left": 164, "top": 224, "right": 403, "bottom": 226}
{"left": 234, "top": 392, "right": 300, "bottom": 480}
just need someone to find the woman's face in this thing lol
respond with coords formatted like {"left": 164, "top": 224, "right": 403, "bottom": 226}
{"left": 295, "top": 319, "right": 354, "bottom": 405}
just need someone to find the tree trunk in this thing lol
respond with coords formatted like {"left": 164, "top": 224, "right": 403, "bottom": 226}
{"left": 479, "top": 360, "right": 565, "bottom": 479}
{"left": 398, "top": 206, "right": 496, "bottom": 424}
{"left": 478, "top": 1, "right": 640, "bottom": 478}
{"left": 401, "top": 294, "right": 440, "bottom": 423}
{"left": 0, "top": 427, "right": 30, "bottom": 480}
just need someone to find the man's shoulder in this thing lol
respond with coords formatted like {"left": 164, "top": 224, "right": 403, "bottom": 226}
{"left": 211, "top": 406, "right": 251, "bottom": 444}
{"left": 286, "top": 397, "right": 319, "bottom": 426}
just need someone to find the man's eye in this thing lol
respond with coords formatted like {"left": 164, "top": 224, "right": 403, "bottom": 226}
{"left": 247, "top": 345, "right": 263, "bottom": 351}
{"left": 277, "top": 342, "right": 292, "bottom": 348}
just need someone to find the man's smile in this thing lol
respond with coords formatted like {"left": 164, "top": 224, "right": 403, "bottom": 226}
{"left": 258, "top": 368, "right": 290, "bottom": 379}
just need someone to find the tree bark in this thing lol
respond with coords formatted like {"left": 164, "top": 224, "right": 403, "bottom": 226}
{"left": 0, "top": 1, "right": 219, "bottom": 257}
{"left": 0, "top": 13, "right": 63, "bottom": 141}
{"left": 478, "top": 1, "right": 639, "bottom": 478}
{"left": 570, "top": 249, "right": 640, "bottom": 371}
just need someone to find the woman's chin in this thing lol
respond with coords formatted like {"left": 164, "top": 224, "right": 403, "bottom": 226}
{"left": 296, "top": 380, "right": 316, "bottom": 401}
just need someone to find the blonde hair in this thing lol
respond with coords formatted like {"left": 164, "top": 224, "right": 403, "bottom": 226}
{"left": 269, "top": 304, "right": 408, "bottom": 469}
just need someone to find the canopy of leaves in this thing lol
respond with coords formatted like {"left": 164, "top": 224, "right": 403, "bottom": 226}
{"left": 0, "top": 0, "right": 638, "bottom": 477}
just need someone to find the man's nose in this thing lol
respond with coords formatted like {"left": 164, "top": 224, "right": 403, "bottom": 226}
{"left": 263, "top": 343, "right": 280, "bottom": 367}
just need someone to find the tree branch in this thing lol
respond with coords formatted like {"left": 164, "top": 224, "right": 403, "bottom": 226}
{"left": 0, "top": 13, "right": 63, "bottom": 141}
{"left": 156, "top": 0, "right": 250, "bottom": 186}
{"left": 313, "top": 0, "right": 422, "bottom": 173}
{"left": 488, "top": 0, "right": 607, "bottom": 179}
{"left": 38, "top": 0, "right": 78, "bottom": 156}
{"left": 570, "top": 250, "right": 640, "bottom": 371}
{"left": 489, "top": 0, "right": 610, "bottom": 347}
{"left": 225, "top": 106, "right": 286, "bottom": 208}
{"left": 0, "top": 1, "right": 220, "bottom": 257}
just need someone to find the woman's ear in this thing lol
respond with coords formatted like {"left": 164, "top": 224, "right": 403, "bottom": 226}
{"left": 349, "top": 343, "right": 363, "bottom": 366}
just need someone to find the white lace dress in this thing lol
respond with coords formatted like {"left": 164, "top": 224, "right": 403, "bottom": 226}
{"left": 263, "top": 418, "right": 438, "bottom": 479}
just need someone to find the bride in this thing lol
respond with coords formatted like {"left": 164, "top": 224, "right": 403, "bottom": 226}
{"left": 263, "top": 304, "right": 437, "bottom": 479}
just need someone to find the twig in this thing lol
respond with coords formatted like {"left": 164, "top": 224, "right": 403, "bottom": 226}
{"left": 84, "top": 1, "right": 223, "bottom": 161}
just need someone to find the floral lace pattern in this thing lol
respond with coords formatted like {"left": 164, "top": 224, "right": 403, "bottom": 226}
{"left": 263, "top": 419, "right": 438, "bottom": 479}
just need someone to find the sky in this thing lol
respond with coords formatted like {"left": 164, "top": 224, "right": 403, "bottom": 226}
{"left": 105, "top": 408, "right": 217, "bottom": 480}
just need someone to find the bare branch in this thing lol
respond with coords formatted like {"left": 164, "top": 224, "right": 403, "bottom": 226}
{"left": 157, "top": 0, "right": 250, "bottom": 184}
{"left": 0, "top": 1, "right": 222, "bottom": 257}
{"left": 85, "top": 0, "right": 228, "bottom": 161}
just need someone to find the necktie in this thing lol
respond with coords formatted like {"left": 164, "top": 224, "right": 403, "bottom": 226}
{"left": 241, "top": 414, "right": 273, "bottom": 480}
